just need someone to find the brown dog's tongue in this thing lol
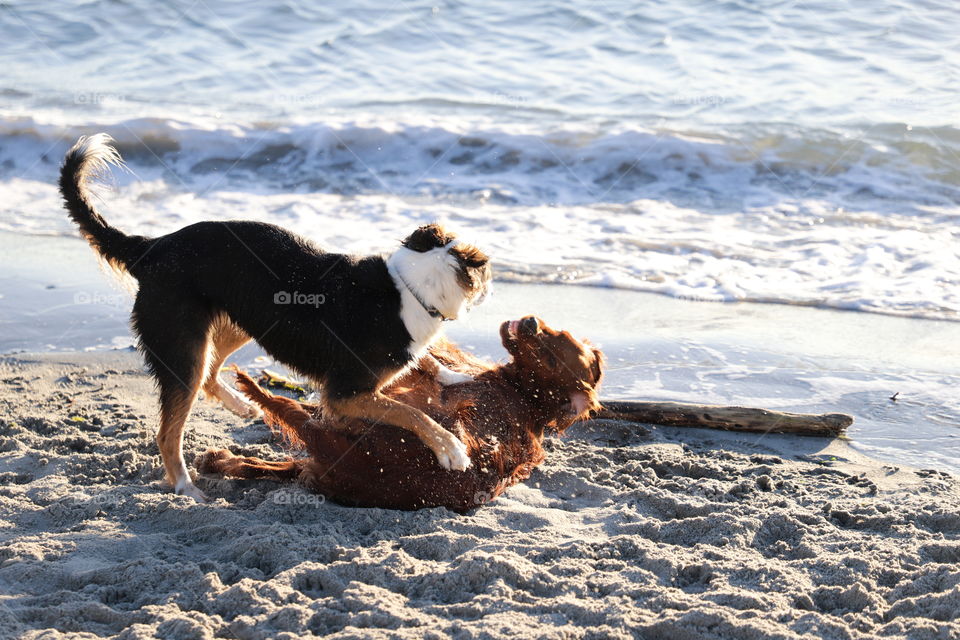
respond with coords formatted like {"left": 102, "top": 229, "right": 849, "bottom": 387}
{"left": 569, "top": 391, "right": 590, "bottom": 414}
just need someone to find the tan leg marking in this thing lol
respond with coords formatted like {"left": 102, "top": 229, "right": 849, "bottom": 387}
{"left": 201, "top": 317, "right": 260, "bottom": 419}
{"left": 157, "top": 374, "right": 208, "bottom": 502}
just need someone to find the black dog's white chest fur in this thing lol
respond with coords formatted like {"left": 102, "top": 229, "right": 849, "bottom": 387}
{"left": 386, "top": 245, "right": 468, "bottom": 354}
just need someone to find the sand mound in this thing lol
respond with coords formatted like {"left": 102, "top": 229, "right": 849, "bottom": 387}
{"left": 1, "top": 353, "right": 958, "bottom": 639}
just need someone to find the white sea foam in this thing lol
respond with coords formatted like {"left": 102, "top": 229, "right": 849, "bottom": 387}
{"left": 1, "top": 114, "right": 957, "bottom": 321}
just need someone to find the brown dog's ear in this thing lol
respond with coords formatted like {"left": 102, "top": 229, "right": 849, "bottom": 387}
{"left": 401, "top": 223, "right": 456, "bottom": 252}
{"left": 590, "top": 348, "right": 605, "bottom": 385}
{"left": 555, "top": 387, "right": 601, "bottom": 432}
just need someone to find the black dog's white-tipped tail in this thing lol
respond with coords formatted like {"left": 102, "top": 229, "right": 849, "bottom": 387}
{"left": 59, "top": 134, "right": 149, "bottom": 273}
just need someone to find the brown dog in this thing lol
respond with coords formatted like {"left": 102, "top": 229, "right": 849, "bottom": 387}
{"left": 197, "top": 316, "right": 604, "bottom": 511}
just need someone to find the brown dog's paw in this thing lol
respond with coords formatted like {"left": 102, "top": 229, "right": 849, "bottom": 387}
{"left": 195, "top": 448, "right": 235, "bottom": 474}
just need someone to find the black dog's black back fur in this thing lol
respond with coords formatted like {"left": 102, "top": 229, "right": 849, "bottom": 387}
{"left": 58, "top": 138, "right": 416, "bottom": 396}
{"left": 129, "top": 221, "right": 412, "bottom": 397}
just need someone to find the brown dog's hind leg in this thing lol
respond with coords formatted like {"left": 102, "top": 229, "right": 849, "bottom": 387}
{"left": 325, "top": 392, "right": 471, "bottom": 471}
{"left": 196, "top": 448, "right": 302, "bottom": 481}
{"left": 232, "top": 369, "right": 320, "bottom": 448}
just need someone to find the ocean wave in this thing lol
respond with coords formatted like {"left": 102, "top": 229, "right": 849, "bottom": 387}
{"left": 1, "top": 113, "right": 957, "bottom": 323}
{"left": 2, "top": 114, "right": 959, "bottom": 213}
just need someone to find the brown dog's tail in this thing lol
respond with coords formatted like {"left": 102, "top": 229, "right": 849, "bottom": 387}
{"left": 233, "top": 368, "right": 317, "bottom": 450}
{"left": 59, "top": 134, "right": 149, "bottom": 274}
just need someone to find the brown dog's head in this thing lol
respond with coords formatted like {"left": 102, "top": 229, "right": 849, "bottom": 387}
{"left": 500, "top": 315, "right": 604, "bottom": 431}
{"left": 400, "top": 223, "right": 492, "bottom": 307}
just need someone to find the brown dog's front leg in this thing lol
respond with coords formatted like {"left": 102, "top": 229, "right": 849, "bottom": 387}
{"left": 326, "top": 392, "right": 471, "bottom": 471}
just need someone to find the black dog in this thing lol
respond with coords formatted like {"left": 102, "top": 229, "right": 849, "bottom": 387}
{"left": 60, "top": 134, "right": 491, "bottom": 501}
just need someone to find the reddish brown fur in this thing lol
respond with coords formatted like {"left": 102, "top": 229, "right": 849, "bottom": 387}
{"left": 197, "top": 316, "right": 604, "bottom": 512}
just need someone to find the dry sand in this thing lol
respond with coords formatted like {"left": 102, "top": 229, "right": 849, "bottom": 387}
{"left": 1, "top": 351, "right": 959, "bottom": 639}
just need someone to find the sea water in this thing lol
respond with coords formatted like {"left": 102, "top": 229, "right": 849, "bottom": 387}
{"left": 0, "top": 0, "right": 957, "bottom": 319}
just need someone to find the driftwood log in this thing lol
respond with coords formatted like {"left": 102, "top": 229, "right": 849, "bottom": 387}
{"left": 597, "top": 401, "right": 852, "bottom": 438}
{"left": 251, "top": 369, "right": 853, "bottom": 438}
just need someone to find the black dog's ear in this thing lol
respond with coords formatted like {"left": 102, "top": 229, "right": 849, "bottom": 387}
{"left": 450, "top": 243, "right": 491, "bottom": 299}
{"left": 590, "top": 348, "right": 604, "bottom": 385}
{"left": 450, "top": 243, "right": 488, "bottom": 269}
{"left": 401, "top": 223, "right": 456, "bottom": 252}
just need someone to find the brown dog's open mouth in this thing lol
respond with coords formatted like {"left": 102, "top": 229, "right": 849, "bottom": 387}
{"left": 500, "top": 319, "right": 521, "bottom": 354}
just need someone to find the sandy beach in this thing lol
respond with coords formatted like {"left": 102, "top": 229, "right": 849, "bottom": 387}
{"left": 0, "top": 348, "right": 958, "bottom": 639}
